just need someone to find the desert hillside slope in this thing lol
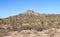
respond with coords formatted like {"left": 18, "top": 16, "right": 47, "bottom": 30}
{"left": 0, "top": 10, "right": 60, "bottom": 29}
{"left": 0, "top": 10, "right": 60, "bottom": 37}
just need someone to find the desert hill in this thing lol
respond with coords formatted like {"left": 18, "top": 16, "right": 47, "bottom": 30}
{"left": 0, "top": 10, "right": 60, "bottom": 37}
{"left": 0, "top": 10, "right": 60, "bottom": 29}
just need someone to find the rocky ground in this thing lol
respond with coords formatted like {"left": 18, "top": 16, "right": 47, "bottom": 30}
{"left": 3, "top": 28, "right": 60, "bottom": 37}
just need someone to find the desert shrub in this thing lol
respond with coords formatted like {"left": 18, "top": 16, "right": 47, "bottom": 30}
{"left": 0, "top": 28, "right": 9, "bottom": 36}
{"left": 0, "top": 32, "right": 3, "bottom": 37}
{"left": 7, "top": 27, "right": 13, "bottom": 31}
{"left": 12, "top": 26, "right": 17, "bottom": 31}
{"left": 57, "top": 23, "right": 60, "bottom": 26}
{"left": 20, "top": 25, "right": 32, "bottom": 30}
{"left": 31, "top": 25, "right": 43, "bottom": 31}
{"left": 19, "top": 25, "right": 43, "bottom": 31}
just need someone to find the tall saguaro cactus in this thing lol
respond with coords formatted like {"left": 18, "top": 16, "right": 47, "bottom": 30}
{"left": 9, "top": 16, "right": 11, "bottom": 25}
{"left": 15, "top": 16, "right": 17, "bottom": 25}
{"left": 0, "top": 18, "right": 2, "bottom": 25}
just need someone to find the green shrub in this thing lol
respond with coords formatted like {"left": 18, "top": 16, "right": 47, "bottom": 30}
{"left": 20, "top": 25, "right": 32, "bottom": 30}
{"left": 31, "top": 25, "right": 43, "bottom": 31}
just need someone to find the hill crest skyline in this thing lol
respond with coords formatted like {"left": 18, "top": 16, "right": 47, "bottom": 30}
{"left": 0, "top": 10, "right": 60, "bottom": 18}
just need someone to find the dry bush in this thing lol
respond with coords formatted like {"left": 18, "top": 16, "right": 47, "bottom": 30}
{"left": 0, "top": 28, "right": 9, "bottom": 36}
{"left": 0, "top": 32, "right": 3, "bottom": 37}
{"left": 20, "top": 25, "right": 32, "bottom": 30}
{"left": 31, "top": 25, "right": 43, "bottom": 31}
